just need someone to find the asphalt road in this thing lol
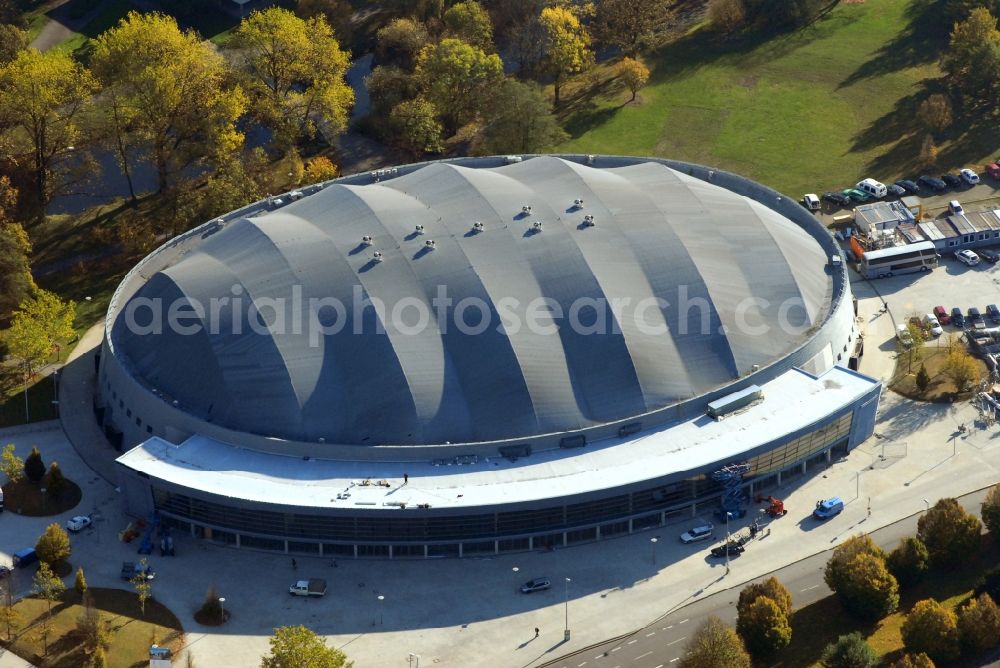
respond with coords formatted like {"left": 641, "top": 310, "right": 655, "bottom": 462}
{"left": 543, "top": 489, "right": 992, "bottom": 668}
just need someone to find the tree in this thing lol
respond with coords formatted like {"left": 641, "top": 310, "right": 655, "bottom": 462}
{"left": 414, "top": 38, "right": 503, "bottom": 132}
{"left": 43, "top": 461, "right": 66, "bottom": 497}
{"left": 976, "top": 564, "right": 1000, "bottom": 605}
{"left": 959, "top": 592, "right": 1000, "bottom": 652}
{"left": 736, "top": 596, "right": 791, "bottom": 658}
{"left": 474, "top": 79, "right": 568, "bottom": 155}
{"left": 887, "top": 537, "right": 929, "bottom": 587}
{"left": 919, "top": 134, "right": 938, "bottom": 169}
{"left": 76, "top": 593, "right": 110, "bottom": 656}
{"left": 198, "top": 583, "right": 224, "bottom": 622}
{"left": 92, "top": 12, "right": 248, "bottom": 197}
{"left": 0, "top": 579, "right": 20, "bottom": 641}
{"left": 942, "top": 347, "right": 980, "bottom": 392}
{"left": 375, "top": 18, "right": 431, "bottom": 70}
{"left": 708, "top": 0, "right": 748, "bottom": 35}
{"left": 92, "top": 646, "right": 108, "bottom": 668}
{"left": 902, "top": 323, "right": 925, "bottom": 372}
{"left": 678, "top": 616, "right": 751, "bottom": 668}
{"left": 982, "top": 483, "right": 1000, "bottom": 541}
{"left": 539, "top": 6, "right": 594, "bottom": 107}
{"left": 1, "top": 443, "right": 24, "bottom": 484}
{"left": 75, "top": 567, "right": 88, "bottom": 596}
{"left": 0, "top": 23, "right": 28, "bottom": 65}
{"left": 304, "top": 156, "right": 338, "bottom": 183}
{"left": 917, "top": 94, "right": 953, "bottom": 135}
{"left": 24, "top": 446, "right": 45, "bottom": 484}
{"left": 820, "top": 632, "right": 878, "bottom": 668}
{"left": 737, "top": 577, "right": 793, "bottom": 619}
{"left": 4, "top": 291, "right": 76, "bottom": 415}
{"left": 902, "top": 598, "right": 960, "bottom": 664}
{"left": 889, "top": 652, "right": 935, "bottom": 668}
{"left": 835, "top": 552, "right": 900, "bottom": 620}
{"left": 131, "top": 557, "right": 153, "bottom": 617}
{"left": 260, "top": 625, "right": 352, "bottom": 668}
{"left": 825, "top": 534, "right": 887, "bottom": 593}
{"left": 618, "top": 57, "right": 650, "bottom": 102}
{"left": 0, "top": 179, "right": 37, "bottom": 321}
{"left": 234, "top": 8, "right": 353, "bottom": 148}
{"left": 917, "top": 497, "right": 982, "bottom": 567}
{"left": 0, "top": 49, "right": 97, "bottom": 215}
{"left": 915, "top": 364, "right": 931, "bottom": 395}
{"left": 389, "top": 98, "right": 444, "bottom": 159}
{"left": 443, "top": 1, "right": 494, "bottom": 52}
{"left": 591, "top": 0, "right": 672, "bottom": 55}
{"left": 295, "top": 0, "right": 353, "bottom": 42}
{"left": 31, "top": 561, "right": 65, "bottom": 655}
{"left": 941, "top": 8, "right": 1000, "bottom": 105}
{"left": 36, "top": 522, "right": 71, "bottom": 566}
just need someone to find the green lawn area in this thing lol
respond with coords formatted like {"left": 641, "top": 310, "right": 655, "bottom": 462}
{"left": 0, "top": 375, "right": 59, "bottom": 428}
{"left": 769, "top": 539, "right": 1000, "bottom": 667}
{"left": 558, "top": 0, "right": 998, "bottom": 197}
{"left": 2, "top": 587, "right": 184, "bottom": 668}
{"left": 48, "top": 0, "right": 137, "bottom": 57}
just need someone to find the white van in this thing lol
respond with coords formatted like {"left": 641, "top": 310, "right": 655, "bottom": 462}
{"left": 856, "top": 178, "right": 888, "bottom": 199}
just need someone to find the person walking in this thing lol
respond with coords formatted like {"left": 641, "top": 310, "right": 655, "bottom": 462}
{"left": 292, "top": 558, "right": 297, "bottom": 570}
{"left": 534, "top": 627, "right": 539, "bottom": 638}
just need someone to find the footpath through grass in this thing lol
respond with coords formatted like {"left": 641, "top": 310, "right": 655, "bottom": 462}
{"left": 559, "top": 0, "right": 996, "bottom": 197}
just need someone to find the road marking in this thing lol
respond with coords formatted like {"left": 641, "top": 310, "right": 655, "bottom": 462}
{"left": 634, "top": 652, "right": 653, "bottom": 661}
{"left": 679, "top": 618, "right": 689, "bottom": 624}
{"left": 666, "top": 625, "right": 673, "bottom": 629}
{"left": 801, "top": 584, "right": 820, "bottom": 592}
{"left": 646, "top": 631, "right": 656, "bottom": 637}
{"left": 578, "top": 662, "right": 587, "bottom": 667}
{"left": 666, "top": 637, "right": 686, "bottom": 646}
{"left": 655, "top": 665, "right": 664, "bottom": 668}
{"left": 595, "top": 654, "right": 606, "bottom": 660}
{"left": 627, "top": 639, "right": 637, "bottom": 645}
{"left": 670, "top": 658, "right": 680, "bottom": 663}
{"left": 611, "top": 647, "right": 622, "bottom": 653}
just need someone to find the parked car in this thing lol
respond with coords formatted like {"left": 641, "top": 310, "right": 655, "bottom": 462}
{"left": 896, "top": 324, "right": 914, "bottom": 347}
{"left": 843, "top": 188, "right": 870, "bottom": 203}
{"left": 988, "top": 304, "right": 1000, "bottom": 324}
{"left": 289, "top": 579, "right": 327, "bottom": 597}
{"left": 66, "top": 515, "right": 92, "bottom": 533}
{"left": 941, "top": 173, "right": 963, "bottom": 188}
{"left": 895, "top": 179, "right": 921, "bottom": 194}
{"left": 679, "top": 524, "right": 715, "bottom": 544}
{"left": 988, "top": 163, "right": 1000, "bottom": 180}
{"left": 520, "top": 577, "right": 551, "bottom": 593}
{"left": 933, "top": 305, "right": 951, "bottom": 325}
{"left": 802, "top": 193, "right": 821, "bottom": 211}
{"left": 949, "top": 200, "right": 965, "bottom": 216}
{"left": 120, "top": 561, "right": 155, "bottom": 581}
{"left": 923, "top": 313, "right": 943, "bottom": 337}
{"left": 710, "top": 542, "right": 745, "bottom": 558}
{"left": 951, "top": 307, "right": 966, "bottom": 328}
{"left": 918, "top": 175, "right": 947, "bottom": 191}
{"left": 822, "top": 191, "right": 852, "bottom": 207}
{"left": 856, "top": 178, "right": 888, "bottom": 199}
{"left": 979, "top": 248, "right": 1000, "bottom": 263}
{"left": 955, "top": 249, "right": 979, "bottom": 266}
{"left": 887, "top": 183, "right": 907, "bottom": 197}
{"left": 960, "top": 168, "right": 981, "bottom": 185}
{"left": 969, "top": 307, "right": 986, "bottom": 330}
{"left": 813, "top": 497, "right": 845, "bottom": 520}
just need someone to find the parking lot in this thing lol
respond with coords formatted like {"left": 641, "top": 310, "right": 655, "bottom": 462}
{"left": 816, "top": 178, "right": 1000, "bottom": 225}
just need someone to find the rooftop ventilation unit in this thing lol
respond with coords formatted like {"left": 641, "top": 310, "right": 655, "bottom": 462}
{"left": 361, "top": 235, "right": 373, "bottom": 246}
{"left": 573, "top": 198, "right": 584, "bottom": 208}
{"left": 425, "top": 239, "right": 436, "bottom": 249}
{"left": 532, "top": 221, "right": 543, "bottom": 232}
{"left": 372, "top": 251, "right": 384, "bottom": 263}
{"left": 472, "top": 221, "right": 484, "bottom": 232}
{"left": 521, "top": 205, "right": 532, "bottom": 215}
{"left": 582, "top": 215, "right": 595, "bottom": 227}
{"left": 504, "top": 155, "right": 523, "bottom": 164}
{"left": 414, "top": 224, "right": 425, "bottom": 234}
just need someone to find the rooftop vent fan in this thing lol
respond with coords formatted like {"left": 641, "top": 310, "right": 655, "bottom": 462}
{"left": 573, "top": 198, "right": 584, "bottom": 208}
{"left": 373, "top": 251, "right": 384, "bottom": 262}
{"left": 521, "top": 205, "right": 532, "bottom": 215}
{"left": 361, "top": 235, "right": 373, "bottom": 246}
{"left": 582, "top": 215, "right": 595, "bottom": 227}
{"left": 425, "top": 239, "right": 436, "bottom": 249}
{"left": 414, "top": 224, "right": 425, "bottom": 234}
{"left": 472, "top": 221, "right": 484, "bottom": 232}
{"left": 532, "top": 221, "right": 543, "bottom": 232}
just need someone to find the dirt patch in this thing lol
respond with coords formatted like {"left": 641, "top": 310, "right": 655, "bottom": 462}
{"left": 1, "top": 477, "right": 82, "bottom": 517}
{"left": 890, "top": 346, "right": 989, "bottom": 402}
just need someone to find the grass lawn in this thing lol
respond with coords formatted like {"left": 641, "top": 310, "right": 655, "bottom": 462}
{"left": 557, "top": 0, "right": 998, "bottom": 197}
{"left": 0, "top": 375, "right": 60, "bottom": 428}
{"left": 48, "top": 0, "right": 137, "bottom": 57}
{"left": 0, "top": 477, "right": 82, "bottom": 516}
{"left": 890, "top": 343, "right": 989, "bottom": 402}
{"left": 770, "top": 539, "right": 1000, "bottom": 667}
{"left": 2, "top": 587, "right": 184, "bottom": 668}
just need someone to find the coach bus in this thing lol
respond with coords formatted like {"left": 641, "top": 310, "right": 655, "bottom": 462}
{"left": 858, "top": 241, "right": 938, "bottom": 279}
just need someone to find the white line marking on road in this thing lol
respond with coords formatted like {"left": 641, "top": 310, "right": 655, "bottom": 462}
{"left": 666, "top": 625, "right": 673, "bottom": 629}
{"left": 646, "top": 632, "right": 656, "bottom": 637}
{"left": 679, "top": 618, "right": 689, "bottom": 624}
{"left": 655, "top": 664, "right": 664, "bottom": 668}
{"left": 627, "top": 639, "right": 637, "bottom": 645}
{"left": 670, "top": 658, "right": 680, "bottom": 663}
{"left": 634, "top": 652, "right": 653, "bottom": 661}
{"left": 666, "top": 637, "right": 686, "bottom": 646}
{"left": 578, "top": 662, "right": 587, "bottom": 667}
{"left": 595, "top": 654, "right": 606, "bottom": 660}
{"left": 801, "top": 584, "right": 820, "bottom": 592}
{"left": 611, "top": 647, "right": 622, "bottom": 653}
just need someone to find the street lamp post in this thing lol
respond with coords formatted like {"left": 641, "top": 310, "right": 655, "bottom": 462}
{"left": 40, "top": 487, "right": 47, "bottom": 513}
{"left": 408, "top": 654, "right": 420, "bottom": 668}
{"left": 725, "top": 511, "right": 731, "bottom": 575}
{"left": 377, "top": 594, "right": 384, "bottom": 626}
{"left": 218, "top": 597, "right": 225, "bottom": 624}
{"left": 563, "top": 578, "right": 571, "bottom": 641}
{"left": 650, "top": 537, "right": 658, "bottom": 565}
{"left": 922, "top": 498, "right": 930, "bottom": 513}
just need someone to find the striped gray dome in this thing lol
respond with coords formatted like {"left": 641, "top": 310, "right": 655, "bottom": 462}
{"left": 113, "top": 156, "right": 831, "bottom": 445}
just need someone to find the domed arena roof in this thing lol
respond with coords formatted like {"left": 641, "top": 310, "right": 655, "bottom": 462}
{"left": 112, "top": 156, "right": 833, "bottom": 446}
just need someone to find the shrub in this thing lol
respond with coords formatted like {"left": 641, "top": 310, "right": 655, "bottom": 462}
{"left": 679, "top": 615, "right": 751, "bottom": 668}
{"left": 917, "top": 497, "right": 982, "bottom": 567}
{"left": 890, "top": 653, "right": 935, "bottom": 668}
{"left": 42, "top": 461, "right": 66, "bottom": 496}
{"left": 820, "top": 632, "right": 878, "bottom": 668}
{"left": 35, "top": 522, "right": 71, "bottom": 566}
{"left": 974, "top": 564, "right": 1000, "bottom": 604}
{"left": 901, "top": 599, "right": 960, "bottom": 664}
{"left": 23, "top": 446, "right": 44, "bottom": 483}
{"left": 958, "top": 592, "right": 1000, "bottom": 652}
{"left": 736, "top": 596, "right": 791, "bottom": 658}
{"left": 887, "top": 537, "right": 929, "bottom": 587}
{"left": 74, "top": 566, "right": 87, "bottom": 595}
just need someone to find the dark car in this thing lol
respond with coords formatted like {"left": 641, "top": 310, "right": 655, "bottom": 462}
{"left": 822, "top": 191, "right": 852, "bottom": 207}
{"left": 941, "top": 173, "right": 963, "bottom": 188}
{"left": 710, "top": 542, "right": 745, "bottom": 558}
{"left": 951, "top": 307, "right": 966, "bottom": 329}
{"left": 988, "top": 304, "right": 1000, "bottom": 324}
{"left": 887, "top": 183, "right": 907, "bottom": 197}
{"left": 896, "top": 179, "right": 920, "bottom": 194}
{"left": 969, "top": 307, "right": 986, "bottom": 330}
{"left": 121, "top": 561, "right": 155, "bottom": 581}
{"left": 919, "top": 175, "right": 947, "bottom": 191}
{"left": 980, "top": 248, "right": 1000, "bottom": 263}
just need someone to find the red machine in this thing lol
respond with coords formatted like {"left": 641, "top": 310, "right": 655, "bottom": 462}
{"left": 755, "top": 494, "right": 788, "bottom": 517}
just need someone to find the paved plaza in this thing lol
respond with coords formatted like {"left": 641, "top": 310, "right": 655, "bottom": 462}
{"left": 2, "top": 265, "right": 1000, "bottom": 667}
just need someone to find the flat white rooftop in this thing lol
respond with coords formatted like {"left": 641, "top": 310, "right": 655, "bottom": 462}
{"left": 117, "top": 366, "right": 879, "bottom": 511}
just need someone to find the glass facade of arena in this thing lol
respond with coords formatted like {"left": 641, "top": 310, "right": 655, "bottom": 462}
{"left": 151, "top": 412, "right": 855, "bottom": 558}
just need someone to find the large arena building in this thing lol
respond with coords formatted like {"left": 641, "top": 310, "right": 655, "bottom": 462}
{"left": 98, "top": 155, "right": 881, "bottom": 558}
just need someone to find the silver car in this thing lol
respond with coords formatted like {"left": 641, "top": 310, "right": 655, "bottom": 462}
{"left": 520, "top": 577, "right": 551, "bottom": 594}
{"left": 679, "top": 524, "right": 715, "bottom": 544}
